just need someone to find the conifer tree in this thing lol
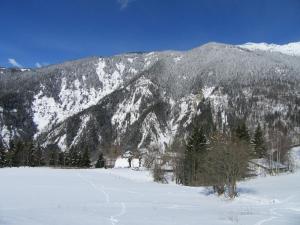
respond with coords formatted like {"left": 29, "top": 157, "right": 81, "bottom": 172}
{"left": 252, "top": 124, "right": 267, "bottom": 158}
{"left": 95, "top": 153, "right": 105, "bottom": 168}
{"left": 64, "top": 151, "right": 71, "bottom": 167}
{"left": 183, "top": 126, "right": 207, "bottom": 186}
{"left": 6, "top": 140, "right": 15, "bottom": 167}
{"left": 58, "top": 152, "right": 65, "bottom": 167}
{"left": 26, "top": 141, "right": 36, "bottom": 167}
{"left": 81, "top": 148, "right": 91, "bottom": 168}
{"left": 49, "top": 150, "right": 57, "bottom": 166}
{"left": 34, "top": 144, "right": 45, "bottom": 166}
{"left": 12, "top": 141, "right": 22, "bottom": 167}
{"left": 235, "top": 121, "right": 250, "bottom": 143}
{"left": 0, "top": 145, "right": 6, "bottom": 167}
{"left": 68, "top": 148, "right": 81, "bottom": 167}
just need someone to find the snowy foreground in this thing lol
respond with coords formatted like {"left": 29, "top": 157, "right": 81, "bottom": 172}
{"left": 0, "top": 168, "right": 299, "bottom": 225}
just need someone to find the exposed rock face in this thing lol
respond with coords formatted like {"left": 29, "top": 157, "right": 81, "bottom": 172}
{"left": 1, "top": 42, "right": 300, "bottom": 153}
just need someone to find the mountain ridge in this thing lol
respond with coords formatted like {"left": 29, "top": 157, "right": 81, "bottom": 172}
{"left": 0, "top": 42, "right": 300, "bottom": 155}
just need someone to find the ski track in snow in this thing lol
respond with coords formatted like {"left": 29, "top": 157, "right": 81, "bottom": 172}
{"left": 77, "top": 173, "right": 126, "bottom": 225}
{"left": 110, "top": 202, "right": 126, "bottom": 225}
{"left": 77, "top": 173, "right": 110, "bottom": 203}
{"left": 1, "top": 168, "right": 300, "bottom": 225}
{"left": 253, "top": 195, "right": 298, "bottom": 225}
{"left": 254, "top": 207, "right": 282, "bottom": 225}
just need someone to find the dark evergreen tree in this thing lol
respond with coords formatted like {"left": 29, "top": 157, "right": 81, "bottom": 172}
{"left": 252, "top": 124, "right": 267, "bottom": 158}
{"left": 12, "top": 141, "right": 22, "bottom": 167}
{"left": 34, "top": 144, "right": 45, "bottom": 166}
{"left": 183, "top": 126, "right": 207, "bottom": 186}
{"left": 95, "top": 153, "right": 105, "bottom": 168}
{"left": 81, "top": 148, "right": 91, "bottom": 168}
{"left": 49, "top": 150, "right": 57, "bottom": 166}
{"left": 77, "top": 152, "right": 83, "bottom": 167}
{"left": 235, "top": 121, "right": 250, "bottom": 143}
{"left": 0, "top": 145, "right": 6, "bottom": 167}
{"left": 58, "top": 152, "right": 65, "bottom": 167}
{"left": 68, "top": 148, "right": 80, "bottom": 167}
{"left": 26, "top": 141, "right": 35, "bottom": 167}
{"left": 6, "top": 140, "right": 15, "bottom": 167}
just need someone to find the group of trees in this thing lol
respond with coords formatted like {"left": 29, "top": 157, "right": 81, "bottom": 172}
{"left": 0, "top": 140, "right": 107, "bottom": 169}
{"left": 173, "top": 122, "right": 268, "bottom": 198}
{"left": 0, "top": 141, "right": 45, "bottom": 167}
{"left": 48, "top": 148, "right": 91, "bottom": 168}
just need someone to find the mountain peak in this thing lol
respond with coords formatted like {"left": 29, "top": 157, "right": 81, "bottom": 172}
{"left": 238, "top": 41, "right": 300, "bottom": 56}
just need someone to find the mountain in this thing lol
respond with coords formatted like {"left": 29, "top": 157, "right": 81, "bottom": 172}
{"left": 239, "top": 42, "right": 300, "bottom": 56}
{"left": 1, "top": 42, "right": 300, "bottom": 155}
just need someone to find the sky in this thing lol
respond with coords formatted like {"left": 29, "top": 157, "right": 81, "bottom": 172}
{"left": 1, "top": 0, "right": 300, "bottom": 68}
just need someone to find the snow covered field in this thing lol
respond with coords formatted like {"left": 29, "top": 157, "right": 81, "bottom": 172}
{"left": 0, "top": 167, "right": 299, "bottom": 225}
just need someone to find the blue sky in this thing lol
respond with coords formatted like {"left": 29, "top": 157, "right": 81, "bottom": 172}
{"left": 1, "top": 0, "right": 300, "bottom": 68}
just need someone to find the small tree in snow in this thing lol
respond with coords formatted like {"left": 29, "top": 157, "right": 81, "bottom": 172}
{"left": 95, "top": 153, "right": 105, "bottom": 168}
{"left": 81, "top": 148, "right": 91, "bottom": 168}
{"left": 252, "top": 124, "right": 267, "bottom": 158}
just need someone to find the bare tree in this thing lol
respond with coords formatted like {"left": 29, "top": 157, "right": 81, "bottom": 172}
{"left": 206, "top": 132, "right": 249, "bottom": 198}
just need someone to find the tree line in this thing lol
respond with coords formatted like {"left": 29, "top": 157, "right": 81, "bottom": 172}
{"left": 0, "top": 141, "right": 106, "bottom": 169}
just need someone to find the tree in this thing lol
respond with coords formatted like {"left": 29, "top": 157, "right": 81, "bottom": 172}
{"left": 81, "top": 148, "right": 91, "bottom": 168}
{"left": 183, "top": 126, "right": 207, "bottom": 186}
{"left": 26, "top": 141, "right": 36, "bottom": 167}
{"left": 206, "top": 132, "right": 249, "bottom": 198}
{"left": 49, "top": 150, "right": 57, "bottom": 166}
{"left": 58, "top": 152, "right": 65, "bottom": 167}
{"left": 12, "top": 140, "right": 23, "bottom": 167}
{"left": 235, "top": 121, "right": 250, "bottom": 143}
{"left": 95, "top": 153, "right": 105, "bottom": 168}
{"left": 252, "top": 124, "right": 267, "bottom": 158}
{"left": 6, "top": 140, "right": 15, "bottom": 167}
{"left": 152, "top": 162, "right": 167, "bottom": 183}
{"left": 66, "top": 148, "right": 80, "bottom": 167}
{"left": 0, "top": 145, "right": 6, "bottom": 167}
{"left": 34, "top": 144, "right": 45, "bottom": 167}
{"left": 171, "top": 138, "right": 186, "bottom": 184}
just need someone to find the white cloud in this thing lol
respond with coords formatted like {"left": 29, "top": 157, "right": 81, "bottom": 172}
{"left": 35, "top": 62, "right": 49, "bottom": 68}
{"left": 117, "top": 0, "right": 135, "bottom": 10}
{"left": 8, "top": 58, "right": 22, "bottom": 68}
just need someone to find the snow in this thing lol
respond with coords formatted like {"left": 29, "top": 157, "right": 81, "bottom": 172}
{"left": 0, "top": 125, "right": 10, "bottom": 147}
{"left": 114, "top": 157, "right": 130, "bottom": 168}
{"left": 70, "top": 115, "right": 90, "bottom": 147}
{"left": 202, "top": 86, "right": 215, "bottom": 99}
{"left": 116, "top": 63, "right": 125, "bottom": 74}
{"left": 127, "top": 58, "right": 134, "bottom": 63}
{"left": 138, "top": 112, "right": 172, "bottom": 151}
{"left": 96, "top": 59, "right": 123, "bottom": 97}
{"left": 112, "top": 77, "right": 155, "bottom": 141}
{"left": 131, "top": 159, "right": 140, "bottom": 168}
{"left": 174, "top": 56, "right": 183, "bottom": 63}
{"left": 32, "top": 58, "right": 125, "bottom": 137}
{"left": 32, "top": 89, "right": 60, "bottom": 133}
{"left": 129, "top": 67, "right": 138, "bottom": 74}
{"left": 291, "top": 146, "right": 300, "bottom": 168}
{"left": 239, "top": 42, "right": 300, "bottom": 56}
{"left": 57, "top": 134, "right": 67, "bottom": 151}
{"left": 0, "top": 167, "right": 300, "bottom": 225}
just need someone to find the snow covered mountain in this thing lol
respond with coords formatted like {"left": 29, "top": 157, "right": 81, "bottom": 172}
{"left": 239, "top": 41, "right": 300, "bottom": 56}
{"left": 1, "top": 42, "right": 300, "bottom": 154}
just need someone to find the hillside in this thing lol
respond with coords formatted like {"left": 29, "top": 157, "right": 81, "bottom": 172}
{"left": 0, "top": 42, "right": 300, "bottom": 154}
